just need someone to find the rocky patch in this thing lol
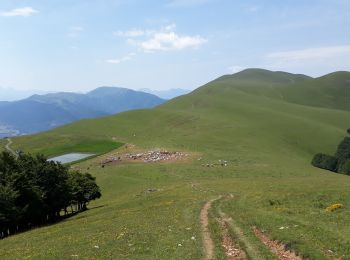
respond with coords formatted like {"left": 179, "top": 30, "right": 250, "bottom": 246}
{"left": 99, "top": 148, "right": 189, "bottom": 166}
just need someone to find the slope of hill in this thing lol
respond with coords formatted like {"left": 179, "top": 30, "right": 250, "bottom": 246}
{"left": 0, "top": 87, "right": 165, "bottom": 137}
{"left": 213, "top": 68, "right": 350, "bottom": 111}
{"left": 2, "top": 69, "right": 350, "bottom": 259}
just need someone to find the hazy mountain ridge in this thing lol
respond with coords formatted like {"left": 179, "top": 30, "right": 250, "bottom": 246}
{"left": 0, "top": 87, "right": 165, "bottom": 137}
{"left": 139, "top": 88, "right": 191, "bottom": 99}
{"left": 0, "top": 87, "right": 51, "bottom": 102}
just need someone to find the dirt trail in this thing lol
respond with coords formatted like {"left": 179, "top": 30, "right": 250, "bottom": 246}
{"left": 5, "top": 138, "right": 17, "bottom": 157}
{"left": 201, "top": 195, "right": 248, "bottom": 260}
{"left": 218, "top": 213, "right": 247, "bottom": 260}
{"left": 252, "top": 226, "right": 302, "bottom": 260}
{"left": 200, "top": 197, "right": 221, "bottom": 260}
{"left": 200, "top": 194, "right": 302, "bottom": 260}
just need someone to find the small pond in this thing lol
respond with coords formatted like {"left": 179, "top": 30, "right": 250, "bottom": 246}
{"left": 48, "top": 153, "right": 95, "bottom": 164}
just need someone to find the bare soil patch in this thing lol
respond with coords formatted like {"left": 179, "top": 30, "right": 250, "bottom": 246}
{"left": 97, "top": 144, "right": 190, "bottom": 166}
{"left": 124, "top": 150, "right": 188, "bottom": 163}
{"left": 252, "top": 226, "right": 302, "bottom": 260}
{"left": 200, "top": 197, "right": 221, "bottom": 260}
{"left": 218, "top": 216, "right": 247, "bottom": 260}
{"left": 200, "top": 195, "right": 247, "bottom": 260}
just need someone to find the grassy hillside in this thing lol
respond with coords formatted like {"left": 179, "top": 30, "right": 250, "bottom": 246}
{"left": 1, "top": 69, "right": 350, "bottom": 259}
{"left": 214, "top": 69, "right": 350, "bottom": 112}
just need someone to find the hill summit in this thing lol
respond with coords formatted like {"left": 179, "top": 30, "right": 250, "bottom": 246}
{"left": 209, "top": 68, "right": 350, "bottom": 112}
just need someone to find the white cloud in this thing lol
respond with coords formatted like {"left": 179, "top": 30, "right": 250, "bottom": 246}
{"left": 114, "top": 23, "right": 176, "bottom": 38}
{"left": 115, "top": 23, "right": 207, "bottom": 52}
{"left": 139, "top": 32, "right": 207, "bottom": 52}
{"left": 114, "top": 29, "right": 151, "bottom": 38}
{"left": 106, "top": 53, "right": 136, "bottom": 64}
{"left": 164, "top": 23, "right": 176, "bottom": 31}
{"left": 267, "top": 45, "right": 350, "bottom": 61}
{"left": 0, "top": 7, "right": 39, "bottom": 17}
{"left": 68, "top": 26, "right": 84, "bottom": 38}
{"left": 264, "top": 45, "right": 350, "bottom": 76}
{"left": 166, "top": 0, "right": 211, "bottom": 7}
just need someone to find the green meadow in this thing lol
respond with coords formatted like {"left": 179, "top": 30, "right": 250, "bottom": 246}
{"left": 1, "top": 69, "right": 350, "bottom": 259}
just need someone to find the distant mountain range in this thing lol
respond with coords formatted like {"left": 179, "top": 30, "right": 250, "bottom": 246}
{"left": 139, "top": 88, "right": 190, "bottom": 99}
{"left": 0, "top": 87, "right": 191, "bottom": 102}
{"left": 0, "top": 87, "right": 51, "bottom": 101}
{"left": 0, "top": 87, "right": 165, "bottom": 137}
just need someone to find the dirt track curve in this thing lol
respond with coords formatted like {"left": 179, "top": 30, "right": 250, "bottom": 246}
{"left": 5, "top": 138, "right": 17, "bottom": 157}
{"left": 200, "top": 195, "right": 301, "bottom": 260}
{"left": 200, "top": 197, "right": 221, "bottom": 260}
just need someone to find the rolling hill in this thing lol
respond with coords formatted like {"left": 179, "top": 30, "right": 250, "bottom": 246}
{"left": 0, "top": 87, "right": 165, "bottom": 137}
{"left": 1, "top": 69, "right": 350, "bottom": 259}
{"left": 214, "top": 68, "right": 350, "bottom": 112}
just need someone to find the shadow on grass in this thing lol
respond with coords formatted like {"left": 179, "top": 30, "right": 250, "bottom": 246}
{"left": 88, "top": 204, "right": 107, "bottom": 210}
{"left": 0, "top": 204, "right": 107, "bottom": 240}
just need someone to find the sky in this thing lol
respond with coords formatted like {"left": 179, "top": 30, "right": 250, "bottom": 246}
{"left": 0, "top": 0, "right": 350, "bottom": 93}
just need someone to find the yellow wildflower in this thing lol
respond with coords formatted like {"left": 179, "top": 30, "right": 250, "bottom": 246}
{"left": 326, "top": 203, "right": 343, "bottom": 212}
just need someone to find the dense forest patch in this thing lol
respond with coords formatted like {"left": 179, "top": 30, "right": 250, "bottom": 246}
{"left": 312, "top": 129, "right": 350, "bottom": 175}
{"left": 0, "top": 151, "right": 101, "bottom": 238}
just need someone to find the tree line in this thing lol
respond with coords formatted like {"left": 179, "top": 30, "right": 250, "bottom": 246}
{"left": 312, "top": 128, "right": 350, "bottom": 175}
{"left": 0, "top": 151, "right": 101, "bottom": 238}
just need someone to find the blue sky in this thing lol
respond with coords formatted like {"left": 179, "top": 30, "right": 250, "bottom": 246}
{"left": 0, "top": 0, "right": 349, "bottom": 92}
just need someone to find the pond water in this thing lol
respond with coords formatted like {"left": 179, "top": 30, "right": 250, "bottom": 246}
{"left": 48, "top": 153, "right": 95, "bottom": 164}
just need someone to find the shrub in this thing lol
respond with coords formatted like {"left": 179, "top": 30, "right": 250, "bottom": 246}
{"left": 338, "top": 159, "right": 350, "bottom": 175}
{"left": 311, "top": 153, "right": 338, "bottom": 171}
{"left": 312, "top": 131, "right": 350, "bottom": 176}
{"left": 335, "top": 137, "right": 350, "bottom": 171}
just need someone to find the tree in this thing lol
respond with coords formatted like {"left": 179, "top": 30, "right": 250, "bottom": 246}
{"left": 68, "top": 172, "right": 101, "bottom": 211}
{"left": 335, "top": 137, "right": 350, "bottom": 172}
{"left": 0, "top": 184, "right": 20, "bottom": 238}
{"left": 338, "top": 159, "right": 350, "bottom": 175}
{"left": 0, "top": 151, "right": 101, "bottom": 238}
{"left": 311, "top": 153, "right": 338, "bottom": 171}
{"left": 312, "top": 132, "right": 350, "bottom": 176}
{"left": 31, "top": 156, "right": 70, "bottom": 221}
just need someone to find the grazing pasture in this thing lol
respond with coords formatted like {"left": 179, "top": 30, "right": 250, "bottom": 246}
{"left": 2, "top": 69, "right": 350, "bottom": 259}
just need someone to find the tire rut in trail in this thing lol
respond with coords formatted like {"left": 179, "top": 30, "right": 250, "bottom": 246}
{"left": 218, "top": 214, "right": 247, "bottom": 260}
{"left": 218, "top": 195, "right": 264, "bottom": 260}
{"left": 201, "top": 195, "right": 248, "bottom": 260}
{"left": 201, "top": 196, "right": 221, "bottom": 260}
{"left": 252, "top": 226, "right": 302, "bottom": 260}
